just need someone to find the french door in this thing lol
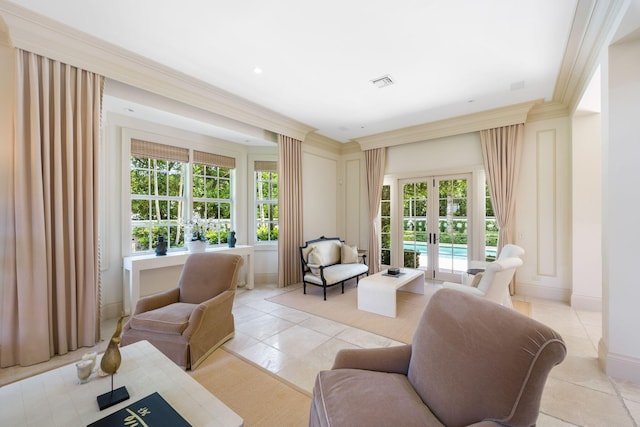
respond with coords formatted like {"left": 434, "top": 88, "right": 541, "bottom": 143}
{"left": 400, "top": 174, "right": 470, "bottom": 282}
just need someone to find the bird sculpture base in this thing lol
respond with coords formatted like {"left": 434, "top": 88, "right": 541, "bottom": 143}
{"left": 97, "top": 385, "right": 130, "bottom": 410}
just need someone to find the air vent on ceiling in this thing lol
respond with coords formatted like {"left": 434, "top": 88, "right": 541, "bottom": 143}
{"left": 371, "top": 74, "right": 394, "bottom": 88}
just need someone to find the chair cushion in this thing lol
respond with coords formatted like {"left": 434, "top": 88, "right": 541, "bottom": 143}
{"left": 313, "top": 369, "right": 442, "bottom": 427}
{"left": 341, "top": 244, "right": 358, "bottom": 263}
{"left": 128, "top": 302, "right": 197, "bottom": 335}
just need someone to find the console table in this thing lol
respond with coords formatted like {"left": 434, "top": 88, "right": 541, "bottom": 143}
{"left": 123, "top": 245, "right": 254, "bottom": 315}
{"left": 0, "top": 340, "right": 243, "bottom": 426}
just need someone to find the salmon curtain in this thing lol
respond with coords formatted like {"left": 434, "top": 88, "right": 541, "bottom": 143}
{"left": 480, "top": 124, "right": 524, "bottom": 294}
{"left": 1, "top": 49, "right": 103, "bottom": 367}
{"left": 364, "top": 148, "right": 386, "bottom": 274}
{"left": 277, "top": 134, "right": 304, "bottom": 287}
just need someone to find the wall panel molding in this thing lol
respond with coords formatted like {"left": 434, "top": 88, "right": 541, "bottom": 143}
{"left": 536, "top": 129, "right": 557, "bottom": 277}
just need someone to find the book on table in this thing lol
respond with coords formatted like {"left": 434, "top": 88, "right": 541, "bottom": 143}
{"left": 88, "top": 392, "right": 191, "bottom": 427}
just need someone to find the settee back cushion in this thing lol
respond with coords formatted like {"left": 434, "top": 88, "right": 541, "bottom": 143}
{"left": 303, "top": 239, "right": 342, "bottom": 266}
{"left": 178, "top": 252, "right": 243, "bottom": 304}
{"left": 407, "top": 289, "right": 566, "bottom": 427}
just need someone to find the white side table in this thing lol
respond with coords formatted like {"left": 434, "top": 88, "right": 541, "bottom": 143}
{"left": 123, "top": 245, "right": 254, "bottom": 315}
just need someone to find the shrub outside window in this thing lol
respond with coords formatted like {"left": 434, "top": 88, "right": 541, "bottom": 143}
{"left": 255, "top": 161, "right": 278, "bottom": 243}
{"left": 129, "top": 139, "right": 235, "bottom": 253}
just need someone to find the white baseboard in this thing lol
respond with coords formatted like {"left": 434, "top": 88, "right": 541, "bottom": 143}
{"left": 599, "top": 340, "right": 640, "bottom": 383}
{"left": 101, "top": 301, "right": 124, "bottom": 321}
{"left": 571, "top": 294, "right": 602, "bottom": 311}
{"left": 255, "top": 272, "right": 278, "bottom": 285}
{"left": 515, "top": 282, "right": 570, "bottom": 302}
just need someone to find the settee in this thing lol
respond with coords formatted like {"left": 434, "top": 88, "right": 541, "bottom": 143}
{"left": 299, "top": 236, "right": 369, "bottom": 300}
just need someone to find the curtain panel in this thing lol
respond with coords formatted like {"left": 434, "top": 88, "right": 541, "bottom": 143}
{"left": 480, "top": 124, "right": 524, "bottom": 294}
{"left": 1, "top": 49, "right": 103, "bottom": 367}
{"left": 277, "top": 135, "right": 303, "bottom": 287}
{"left": 364, "top": 148, "right": 386, "bottom": 274}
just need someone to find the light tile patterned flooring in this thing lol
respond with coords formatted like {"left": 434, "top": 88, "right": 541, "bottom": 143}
{"left": 2, "top": 281, "right": 640, "bottom": 426}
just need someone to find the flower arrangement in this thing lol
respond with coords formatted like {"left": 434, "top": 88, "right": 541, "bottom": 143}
{"left": 187, "top": 213, "right": 210, "bottom": 242}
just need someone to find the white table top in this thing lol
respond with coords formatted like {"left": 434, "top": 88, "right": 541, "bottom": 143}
{"left": 362, "top": 268, "right": 424, "bottom": 289}
{"left": 0, "top": 340, "right": 243, "bottom": 427}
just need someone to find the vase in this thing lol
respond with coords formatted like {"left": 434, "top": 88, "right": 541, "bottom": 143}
{"left": 187, "top": 240, "right": 207, "bottom": 253}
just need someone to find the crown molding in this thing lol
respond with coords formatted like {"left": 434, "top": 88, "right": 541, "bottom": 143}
{"left": 355, "top": 101, "right": 536, "bottom": 151}
{"left": 339, "top": 141, "right": 363, "bottom": 155}
{"left": 527, "top": 101, "right": 571, "bottom": 123}
{"left": 304, "top": 132, "right": 343, "bottom": 154}
{"left": 553, "top": 0, "right": 629, "bottom": 111}
{"left": 0, "top": 1, "right": 315, "bottom": 141}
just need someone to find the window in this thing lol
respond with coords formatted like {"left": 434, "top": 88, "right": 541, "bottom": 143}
{"left": 254, "top": 161, "right": 278, "bottom": 243}
{"left": 485, "top": 183, "right": 498, "bottom": 261}
{"left": 380, "top": 184, "right": 391, "bottom": 265}
{"left": 129, "top": 139, "right": 235, "bottom": 254}
{"left": 192, "top": 151, "right": 235, "bottom": 245}
{"left": 130, "top": 140, "right": 187, "bottom": 253}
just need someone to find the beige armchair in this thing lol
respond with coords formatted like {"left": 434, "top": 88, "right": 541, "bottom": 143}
{"left": 442, "top": 256, "right": 523, "bottom": 308}
{"left": 121, "top": 252, "right": 243, "bottom": 369}
{"left": 310, "top": 288, "right": 566, "bottom": 427}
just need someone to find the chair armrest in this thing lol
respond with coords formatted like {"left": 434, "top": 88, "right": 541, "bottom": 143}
{"left": 466, "top": 422, "right": 505, "bottom": 427}
{"left": 182, "top": 290, "right": 235, "bottom": 339}
{"left": 441, "top": 282, "right": 485, "bottom": 296}
{"left": 332, "top": 345, "right": 412, "bottom": 374}
{"left": 132, "top": 287, "right": 180, "bottom": 315}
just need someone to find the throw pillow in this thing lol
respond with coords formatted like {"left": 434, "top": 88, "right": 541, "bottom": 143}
{"left": 341, "top": 244, "right": 358, "bottom": 264}
{"left": 470, "top": 272, "right": 484, "bottom": 287}
{"left": 308, "top": 246, "right": 324, "bottom": 276}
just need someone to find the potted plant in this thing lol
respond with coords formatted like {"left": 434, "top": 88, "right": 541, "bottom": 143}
{"left": 186, "top": 213, "right": 210, "bottom": 253}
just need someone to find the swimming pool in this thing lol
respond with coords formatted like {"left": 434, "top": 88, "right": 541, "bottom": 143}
{"left": 403, "top": 243, "right": 496, "bottom": 259}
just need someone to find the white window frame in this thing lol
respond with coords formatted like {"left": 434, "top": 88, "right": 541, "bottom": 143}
{"left": 122, "top": 129, "right": 237, "bottom": 256}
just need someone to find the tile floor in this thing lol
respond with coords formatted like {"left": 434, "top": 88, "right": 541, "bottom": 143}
{"left": 227, "top": 281, "right": 640, "bottom": 427}
{"left": 2, "top": 281, "right": 639, "bottom": 426}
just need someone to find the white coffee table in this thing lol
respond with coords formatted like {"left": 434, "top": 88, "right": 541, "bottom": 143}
{"left": 0, "top": 340, "right": 243, "bottom": 427}
{"left": 357, "top": 268, "right": 425, "bottom": 317}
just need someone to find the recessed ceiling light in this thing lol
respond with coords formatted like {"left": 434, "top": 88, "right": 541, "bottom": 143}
{"left": 253, "top": 67, "right": 263, "bottom": 74}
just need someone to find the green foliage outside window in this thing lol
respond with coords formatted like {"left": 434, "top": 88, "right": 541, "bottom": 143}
{"left": 130, "top": 152, "right": 234, "bottom": 253}
{"left": 255, "top": 170, "right": 278, "bottom": 242}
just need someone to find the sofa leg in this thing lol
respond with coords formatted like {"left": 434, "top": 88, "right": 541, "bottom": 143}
{"left": 303, "top": 282, "right": 306, "bottom": 294}
{"left": 323, "top": 286, "right": 327, "bottom": 301}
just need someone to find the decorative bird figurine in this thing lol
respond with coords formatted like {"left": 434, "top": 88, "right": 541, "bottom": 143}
{"left": 100, "top": 315, "right": 124, "bottom": 375}
{"left": 96, "top": 315, "right": 130, "bottom": 410}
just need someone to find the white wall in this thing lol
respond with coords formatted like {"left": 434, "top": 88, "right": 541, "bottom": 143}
{"left": 601, "top": 35, "right": 640, "bottom": 382}
{"left": 515, "top": 117, "right": 572, "bottom": 302}
{"left": 571, "top": 112, "right": 602, "bottom": 310}
{"left": 302, "top": 146, "right": 339, "bottom": 241}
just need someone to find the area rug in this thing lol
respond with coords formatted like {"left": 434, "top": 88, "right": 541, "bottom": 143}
{"left": 190, "top": 348, "right": 310, "bottom": 427}
{"left": 267, "top": 283, "right": 531, "bottom": 344}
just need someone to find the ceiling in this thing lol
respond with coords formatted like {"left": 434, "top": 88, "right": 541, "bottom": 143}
{"left": 1, "top": 0, "right": 616, "bottom": 145}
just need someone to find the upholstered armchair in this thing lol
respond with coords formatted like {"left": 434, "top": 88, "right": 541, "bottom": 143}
{"left": 121, "top": 252, "right": 244, "bottom": 369}
{"left": 442, "top": 256, "right": 523, "bottom": 308}
{"left": 310, "top": 288, "right": 566, "bottom": 427}
{"left": 468, "top": 243, "right": 525, "bottom": 272}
